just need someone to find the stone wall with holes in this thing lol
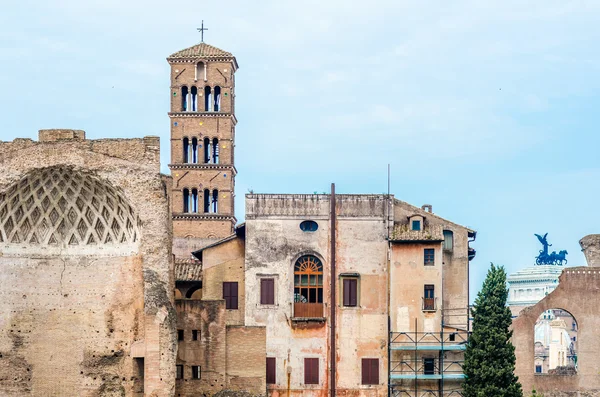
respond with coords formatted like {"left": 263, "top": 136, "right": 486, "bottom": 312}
{"left": 0, "top": 130, "right": 176, "bottom": 397}
{"left": 513, "top": 264, "right": 600, "bottom": 396}
{"left": 244, "top": 194, "right": 389, "bottom": 396}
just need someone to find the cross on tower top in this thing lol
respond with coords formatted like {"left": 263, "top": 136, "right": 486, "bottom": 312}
{"left": 197, "top": 21, "right": 208, "bottom": 43}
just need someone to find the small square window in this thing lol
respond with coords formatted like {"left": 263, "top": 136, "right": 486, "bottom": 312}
{"left": 412, "top": 220, "right": 421, "bottom": 231}
{"left": 361, "top": 358, "right": 379, "bottom": 385}
{"left": 178, "top": 329, "right": 184, "bottom": 341}
{"left": 535, "top": 365, "right": 542, "bottom": 373}
{"left": 424, "top": 249, "right": 435, "bottom": 265}
{"left": 176, "top": 365, "right": 184, "bottom": 380}
{"left": 449, "top": 333, "right": 456, "bottom": 342}
{"left": 192, "top": 365, "right": 201, "bottom": 379}
{"left": 192, "top": 330, "right": 199, "bottom": 341}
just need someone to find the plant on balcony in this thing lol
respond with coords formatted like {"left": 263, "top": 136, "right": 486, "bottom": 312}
{"left": 463, "top": 263, "right": 522, "bottom": 397}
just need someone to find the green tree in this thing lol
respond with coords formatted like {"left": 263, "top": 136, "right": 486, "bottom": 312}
{"left": 463, "top": 263, "right": 522, "bottom": 397}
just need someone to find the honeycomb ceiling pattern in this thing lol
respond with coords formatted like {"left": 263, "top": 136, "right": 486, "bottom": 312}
{"left": 0, "top": 168, "right": 139, "bottom": 247}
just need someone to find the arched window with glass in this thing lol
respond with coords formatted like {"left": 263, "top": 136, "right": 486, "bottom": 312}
{"left": 293, "top": 255, "right": 323, "bottom": 318}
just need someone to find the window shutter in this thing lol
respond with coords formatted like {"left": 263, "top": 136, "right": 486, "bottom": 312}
{"left": 361, "top": 359, "right": 369, "bottom": 384}
{"left": 304, "top": 358, "right": 310, "bottom": 384}
{"left": 371, "top": 359, "right": 379, "bottom": 384}
{"left": 304, "top": 358, "right": 318, "bottom": 384}
{"left": 223, "top": 282, "right": 230, "bottom": 308}
{"left": 261, "top": 279, "right": 275, "bottom": 305}
{"left": 232, "top": 282, "right": 238, "bottom": 309}
{"left": 350, "top": 279, "right": 357, "bottom": 306}
{"left": 343, "top": 279, "right": 350, "bottom": 306}
{"left": 260, "top": 279, "right": 267, "bottom": 304}
{"left": 266, "top": 357, "right": 276, "bottom": 384}
{"left": 267, "top": 279, "right": 274, "bottom": 304}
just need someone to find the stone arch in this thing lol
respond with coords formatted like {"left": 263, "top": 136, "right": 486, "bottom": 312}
{"left": 0, "top": 167, "right": 140, "bottom": 253}
{"left": 533, "top": 308, "right": 578, "bottom": 375}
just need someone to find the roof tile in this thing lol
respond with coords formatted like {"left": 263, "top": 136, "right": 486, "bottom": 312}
{"left": 168, "top": 42, "right": 234, "bottom": 61}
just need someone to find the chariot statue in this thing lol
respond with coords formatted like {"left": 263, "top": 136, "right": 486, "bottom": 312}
{"left": 535, "top": 233, "right": 567, "bottom": 266}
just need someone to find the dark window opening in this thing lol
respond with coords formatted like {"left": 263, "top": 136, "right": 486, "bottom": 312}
{"left": 536, "top": 365, "right": 542, "bottom": 373}
{"left": 212, "top": 189, "right": 218, "bottom": 213}
{"left": 183, "top": 189, "right": 190, "bottom": 213}
{"left": 203, "top": 189, "right": 210, "bottom": 213}
{"left": 223, "top": 282, "right": 238, "bottom": 310}
{"left": 261, "top": 278, "right": 275, "bottom": 305}
{"left": 343, "top": 278, "right": 358, "bottom": 307}
{"left": 192, "top": 366, "right": 200, "bottom": 379}
{"left": 181, "top": 86, "right": 188, "bottom": 111}
{"left": 191, "top": 86, "right": 198, "bottom": 111}
{"left": 176, "top": 365, "right": 183, "bottom": 380}
{"left": 204, "top": 86, "right": 212, "bottom": 111}
{"left": 300, "top": 220, "right": 318, "bottom": 232}
{"left": 449, "top": 333, "right": 456, "bottom": 342}
{"left": 183, "top": 138, "right": 189, "bottom": 163}
{"left": 212, "top": 138, "right": 219, "bottom": 164}
{"left": 424, "top": 249, "right": 435, "bottom": 265}
{"left": 423, "top": 358, "right": 435, "bottom": 375}
{"left": 191, "top": 137, "right": 198, "bottom": 163}
{"left": 412, "top": 220, "right": 421, "bottom": 231}
{"left": 192, "top": 330, "right": 199, "bottom": 341}
{"left": 214, "top": 86, "right": 221, "bottom": 112}
{"left": 361, "top": 358, "right": 379, "bottom": 385}
{"left": 177, "top": 329, "right": 184, "bottom": 341}
{"left": 203, "top": 137, "right": 211, "bottom": 163}
{"left": 133, "top": 358, "right": 144, "bottom": 393}
{"left": 304, "top": 358, "right": 319, "bottom": 384}
{"left": 191, "top": 189, "right": 198, "bottom": 213}
{"left": 266, "top": 357, "right": 276, "bottom": 385}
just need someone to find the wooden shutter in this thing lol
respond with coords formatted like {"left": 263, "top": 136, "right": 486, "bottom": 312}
{"left": 304, "top": 358, "right": 318, "bottom": 384}
{"left": 362, "top": 358, "right": 379, "bottom": 384}
{"left": 231, "top": 282, "right": 238, "bottom": 309}
{"left": 223, "top": 282, "right": 230, "bottom": 308}
{"left": 266, "top": 357, "right": 276, "bottom": 384}
{"left": 343, "top": 278, "right": 358, "bottom": 307}
{"left": 261, "top": 279, "right": 275, "bottom": 305}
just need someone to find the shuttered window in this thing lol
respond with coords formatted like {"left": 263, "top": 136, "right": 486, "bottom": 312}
{"left": 361, "top": 358, "right": 379, "bottom": 385}
{"left": 266, "top": 357, "right": 276, "bottom": 384}
{"left": 343, "top": 278, "right": 358, "bottom": 307}
{"left": 304, "top": 358, "right": 319, "bottom": 384}
{"left": 223, "top": 282, "right": 238, "bottom": 310}
{"left": 261, "top": 278, "right": 275, "bottom": 305}
{"left": 424, "top": 249, "right": 435, "bottom": 265}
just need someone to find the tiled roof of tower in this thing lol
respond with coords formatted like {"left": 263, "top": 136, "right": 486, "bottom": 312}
{"left": 167, "top": 42, "right": 235, "bottom": 61}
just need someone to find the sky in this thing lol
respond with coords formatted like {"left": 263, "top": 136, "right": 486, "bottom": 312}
{"left": 1, "top": 0, "right": 599, "bottom": 301}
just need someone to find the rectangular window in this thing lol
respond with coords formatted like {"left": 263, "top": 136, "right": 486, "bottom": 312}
{"left": 266, "top": 357, "right": 276, "bottom": 385}
{"left": 423, "top": 358, "right": 435, "bottom": 375}
{"left": 443, "top": 230, "right": 453, "bottom": 250}
{"left": 412, "top": 220, "right": 421, "bottom": 231}
{"left": 176, "top": 365, "right": 183, "bottom": 380}
{"left": 424, "top": 285, "right": 435, "bottom": 311}
{"left": 361, "top": 358, "right": 379, "bottom": 385}
{"left": 223, "top": 282, "right": 239, "bottom": 310}
{"left": 192, "top": 330, "right": 199, "bottom": 341}
{"left": 191, "top": 366, "right": 200, "bottom": 379}
{"left": 343, "top": 278, "right": 358, "bottom": 307}
{"left": 261, "top": 278, "right": 275, "bottom": 305}
{"left": 177, "top": 329, "right": 184, "bottom": 341}
{"left": 424, "top": 249, "right": 435, "bottom": 265}
{"left": 304, "top": 358, "right": 319, "bottom": 384}
{"left": 535, "top": 365, "right": 542, "bottom": 373}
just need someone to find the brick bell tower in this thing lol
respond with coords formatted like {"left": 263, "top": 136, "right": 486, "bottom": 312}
{"left": 167, "top": 41, "right": 238, "bottom": 254}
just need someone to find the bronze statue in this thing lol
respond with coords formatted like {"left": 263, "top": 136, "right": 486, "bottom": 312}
{"left": 535, "top": 233, "right": 567, "bottom": 265}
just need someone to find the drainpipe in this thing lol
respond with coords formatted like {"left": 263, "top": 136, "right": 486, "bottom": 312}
{"left": 330, "top": 183, "right": 336, "bottom": 397}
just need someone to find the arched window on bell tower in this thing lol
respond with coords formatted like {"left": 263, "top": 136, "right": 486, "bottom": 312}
{"left": 212, "top": 138, "right": 219, "bottom": 164}
{"left": 191, "top": 137, "right": 198, "bottom": 163}
{"left": 203, "top": 189, "right": 210, "bottom": 213}
{"left": 196, "top": 61, "right": 206, "bottom": 81}
{"left": 181, "top": 86, "right": 189, "bottom": 111}
{"left": 212, "top": 189, "right": 219, "bottom": 213}
{"left": 214, "top": 86, "right": 221, "bottom": 112}
{"left": 204, "top": 86, "right": 212, "bottom": 111}
{"left": 183, "top": 138, "right": 190, "bottom": 163}
{"left": 191, "top": 86, "right": 198, "bottom": 112}
{"left": 183, "top": 188, "right": 190, "bottom": 213}
{"left": 204, "top": 137, "right": 211, "bottom": 163}
{"left": 191, "top": 189, "right": 198, "bottom": 213}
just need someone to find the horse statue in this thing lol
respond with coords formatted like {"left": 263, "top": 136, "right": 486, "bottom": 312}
{"left": 534, "top": 234, "right": 567, "bottom": 265}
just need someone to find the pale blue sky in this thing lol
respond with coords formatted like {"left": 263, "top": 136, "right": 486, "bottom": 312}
{"left": 1, "top": 1, "right": 599, "bottom": 300}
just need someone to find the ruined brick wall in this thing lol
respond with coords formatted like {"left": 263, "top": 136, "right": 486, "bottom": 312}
{"left": 513, "top": 267, "right": 600, "bottom": 396}
{"left": 245, "top": 194, "right": 389, "bottom": 396}
{"left": 175, "top": 300, "right": 227, "bottom": 397}
{"left": 0, "top": 130, "right": 176, "bottom": 397}
{"left": 226, "top": 326, "right": 266, "bottom": 395}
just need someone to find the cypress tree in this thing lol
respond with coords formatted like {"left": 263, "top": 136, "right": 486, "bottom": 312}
{"left": 463, "top": 263, "right": 522, "bottom": 397}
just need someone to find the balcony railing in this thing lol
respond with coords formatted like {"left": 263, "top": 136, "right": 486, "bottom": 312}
{"left": 423, "top": 297, "right": 437, "bottom": 312}
{"left": 293, "top": 302, "right": 324, "bottom": 318}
